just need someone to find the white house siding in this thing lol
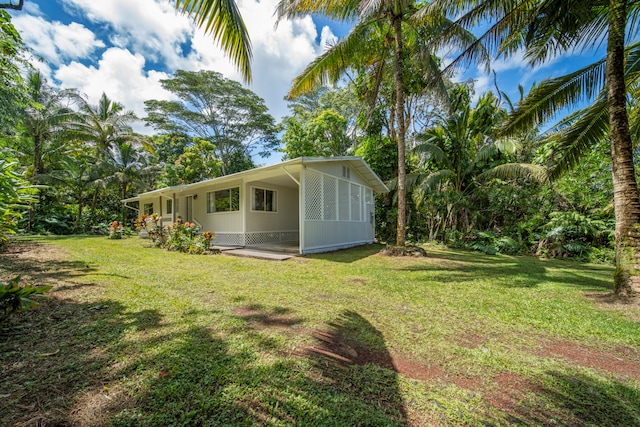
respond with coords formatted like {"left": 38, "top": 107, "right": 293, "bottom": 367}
{"left": 308, "top": 161, "right": 369, "bottom": 187}
{"left": 191, "top": 180, "right": 244, "bottom": 245}
{"left": 302, "top": 166, "right": 375, "bottom": 254}
{"left": 244, "top": 182, "right": 299, "bottom": 245}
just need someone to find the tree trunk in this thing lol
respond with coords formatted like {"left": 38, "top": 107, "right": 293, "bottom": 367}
{"left": 393, "top": 16, "right": 407, "bottom": 247}
{"left": 33, "top": 135, "right": 43, "bottom": 178}
{"left": 122, "top": 183, "right": 127, "bottom": 225}
{"left": 74, "top": 195, "right": 83, "bottom": 234}
{"left": 607, "top": 0, "right": 640, "bottom": 297}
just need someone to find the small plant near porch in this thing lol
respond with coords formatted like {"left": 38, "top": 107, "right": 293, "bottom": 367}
{"left": 134, "top": 213, "right": 218, "bottom": 254}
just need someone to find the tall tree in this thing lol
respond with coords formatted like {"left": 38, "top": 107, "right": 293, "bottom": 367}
{"left": 0, "top": 10, "right": 28, "bottom": 134}
{"left": 104, "top": 140, "right": 157, "bottom": 224}
{"left": 437, "top": 0, "right": 640, "bottom": 296}
{"left": 409, "top": 85, "right": 529, "bottom": 237}
{"left": 144, "top": 70, "right": 278, "bottom": 176}
{"left": 15, "top": 72, "right": 76, "bottom": 179}
{"left": 276, "top": 0, "right": 480, "bottom": 247}
{"left": 72, "top": 92, "right": 140, "bottom": 158}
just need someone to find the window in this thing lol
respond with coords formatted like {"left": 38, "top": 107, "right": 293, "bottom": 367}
{"left": 207, "top": 187, "right": 239, "bottom": 213}
{"left": 253, "top": 187, "right": 276, "bottom": 212}
{"left": 143, "top": 203, "right": 153, "bottom": 215}
{"left": 166, "top": 199, "right": 173, "bottom": 214}
{"left": 342, "top": 166, "right": 351, "bottom": 179}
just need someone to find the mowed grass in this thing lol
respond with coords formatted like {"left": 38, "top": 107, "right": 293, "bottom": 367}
{"left": 1, "top": 236, "right": 639, "bottom": 426}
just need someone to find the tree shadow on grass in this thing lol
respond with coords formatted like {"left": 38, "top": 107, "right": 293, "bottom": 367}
{"left": 0, "top": 241, "right": 100, "bottom": 286}
{"left": 308, "top": 244, "right": 384, "bottom": 263}
{"left": 398, "top": 250, "right": 612, "bottom": 290}
{"left": 0, "top": 297, "right": 165, "bottom": 426}
{"left": 482, "top": 371, "right": 640, "bottom": 426}
{"left": 110, "top": 309, "right": 407, "bottom": 426}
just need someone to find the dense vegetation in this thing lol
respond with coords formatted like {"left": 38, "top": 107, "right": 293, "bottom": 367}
{"left": 1, "top": 3, "right": 640, "bottom": 292}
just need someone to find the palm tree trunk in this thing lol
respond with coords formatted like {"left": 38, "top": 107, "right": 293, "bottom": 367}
{"left": 122, "top": 183, "right": 127, "bottom": 225}
{"left": 33, "top": 135, "right": 43, "bottom": 177}
{"left": 393, "top": 16, "right": 407, "bottom": 247}
{"left": 607, "top": 0, "right": 640, "bottom": 297}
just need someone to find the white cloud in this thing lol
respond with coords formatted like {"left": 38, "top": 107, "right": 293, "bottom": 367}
{"left": 20, "top": 0, "right": 337, "bottom": 129}
{"left": 12, "top": 15, "right": 104, "bottom": 66}
{"left": 55, "top": 48, "right": 173, "bottom": 133}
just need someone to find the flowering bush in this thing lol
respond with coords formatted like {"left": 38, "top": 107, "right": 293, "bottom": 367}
{"left": 108, "top": 221, "right": 125, "bottom": 239}
{"left": 135, "top": 213, "right": 168, "bottom": 247}
{"left": 135, "top": 213, "right": 216, "bottom": 254}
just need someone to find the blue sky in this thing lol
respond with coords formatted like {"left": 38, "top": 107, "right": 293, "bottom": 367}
{"left": 10, "top": 0, "right": 608, "bottom": 150}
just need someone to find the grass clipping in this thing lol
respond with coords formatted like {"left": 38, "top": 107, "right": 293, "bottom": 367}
{"left": 380, "top": 244, "right": 427, "bottom": 257}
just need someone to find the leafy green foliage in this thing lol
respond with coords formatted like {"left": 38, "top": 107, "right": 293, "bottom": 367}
{"left": 281, "top": 86, "right": 360, "bottom": 159}
{"left": 144, "top": 70, "right": 278, "bottom": 175}
{"left": 0, "top": 158, "right": 34, "bottom": 249}
{"left": 0, "top": 276, "right": 51, "bottom": 322}
{"left": 0, "top": 10, "right": 28, "bottom": 134}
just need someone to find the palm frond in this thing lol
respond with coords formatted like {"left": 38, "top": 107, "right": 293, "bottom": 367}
{"left": 288, "top": 18, "right": 380, "bottom": 98}
{"left": 412, "top": 141, "right": 450, "bottom": 167}
{"left": 477, "top": 162, "right": 549, "bottom": 183}
{"left": 543, "top": 96, "right": 609, "bottom": 179}
{"left": 275, "top": 0, "right": 361, "bottom": 22}
{"left": 503, "top": 58, "right": 607, "bottom": 134}
{"left": 474, "top": 137, "right": 519, "bottom": 164}
{"left": 175, "top": 0, "right": 252, "bottom": 83}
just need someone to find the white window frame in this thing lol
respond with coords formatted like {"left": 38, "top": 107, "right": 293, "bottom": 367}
{"left": 206, "top": 187, "right": 240, "bottom": 214}
{"left": 166, "top": 199, "right": 172, "bottom": 214}
{"left": 143, "top": 202, "right": 153, "bottom": 215}
{"left": 251, "top": 187, "right": 277, "bottom": 213}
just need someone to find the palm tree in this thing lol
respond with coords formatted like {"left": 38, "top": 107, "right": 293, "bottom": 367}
{"left": 47, "top": 155, "right": 100, "bottom": 233}
{"left": 174, "top": 0, "right": 252, "bottom": 82}
{"left": 276, "top": 0, "right": 480, "bottom": 247}
{"left": 445, "top": 0, "right": 640, "bottom": 297}
{"left": 407, "top": 86, "right": 539, "bottom": 238}
{"left": 104, "top": 140, "right": 158, "bottom": 224}
{"left": 17, "top": 71, "right": 76, "bottom": 179}
{"left": 72, "top": 93, "right": 140, "bottom": 158}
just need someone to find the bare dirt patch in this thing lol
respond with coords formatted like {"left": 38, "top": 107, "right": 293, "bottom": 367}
{"left": 584, "top": 292, "right": 640, "bottom": 321}
{"left": 305, "top": 327, "right": 443, "bottom": 382}
{"left": 537, "top": 337, "right": 640, "bottom": 381}
{"left": 380, "top": 245, "right": 428, "bottom": 257}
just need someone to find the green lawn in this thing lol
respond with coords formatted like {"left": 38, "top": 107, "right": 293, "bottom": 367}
{"left": 1, "top": 236, "right": 639, "bottom": 426}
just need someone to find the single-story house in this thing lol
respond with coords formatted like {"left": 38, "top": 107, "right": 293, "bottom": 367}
{"left": 122, "top": 156, "right": 389, "bottom": 254}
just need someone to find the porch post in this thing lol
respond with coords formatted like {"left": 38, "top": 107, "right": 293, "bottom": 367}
{"left": 299, "top": 166, "right": 305, "bottom": 255}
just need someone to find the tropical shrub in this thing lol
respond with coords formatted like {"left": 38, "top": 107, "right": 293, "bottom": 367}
{"left": 166, "top": 222, "right": 215, "bottom": 254}
{"left": 0, "top": 276, "right": 52, "bottom": 322}
{"left": 108, "top": 220, "right": 125, "bottom": 239}
{"left": 534, "top": 211, "right": 612, "bottom": 259}
{"left": 135, "top": 213, "right": 168, "bottom": 247}
{"left": 135, "top": 213, "right": 216, "bottom": 254}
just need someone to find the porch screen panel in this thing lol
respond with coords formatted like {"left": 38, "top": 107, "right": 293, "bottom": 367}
{"left": 365, "top": 188, "right": 373, "bottom": 223}
{"left": 305, "top": 169, "right": 323, "bottom": 221}
{"left": 338, "top": 180, "right": 350, "bottom": 221}
{"left": 350, "top": 183, "right": 361, "bottom": 221}
{"left": 323, "top": 175, "right": 337, "bottom": 221}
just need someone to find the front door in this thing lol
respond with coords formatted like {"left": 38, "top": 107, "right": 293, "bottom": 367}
{"left": 186, "top": 196, "right": 193, "bottom": 223}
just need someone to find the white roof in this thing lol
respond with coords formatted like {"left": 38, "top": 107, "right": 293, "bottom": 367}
{"left": 123, "top": 156, "right": 388, "bottom": 202}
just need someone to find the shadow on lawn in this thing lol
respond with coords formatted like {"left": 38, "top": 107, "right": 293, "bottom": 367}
{"left": 483, "top": 371, "right": 640, "bottom": 426}
{"left": 0, "top": 241, "right": 100, "bottom": 286}
{"left": 399, "top": 249, "right": 613, "bottom": 290}
{"left": 308, "top": 243, "right": 384, "bottom": 263}
{"left": 108, "top": 309, "right": 407, "bottom": 426}
{"left": 0, "top": 297, "right": 165, "bottom": 426}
